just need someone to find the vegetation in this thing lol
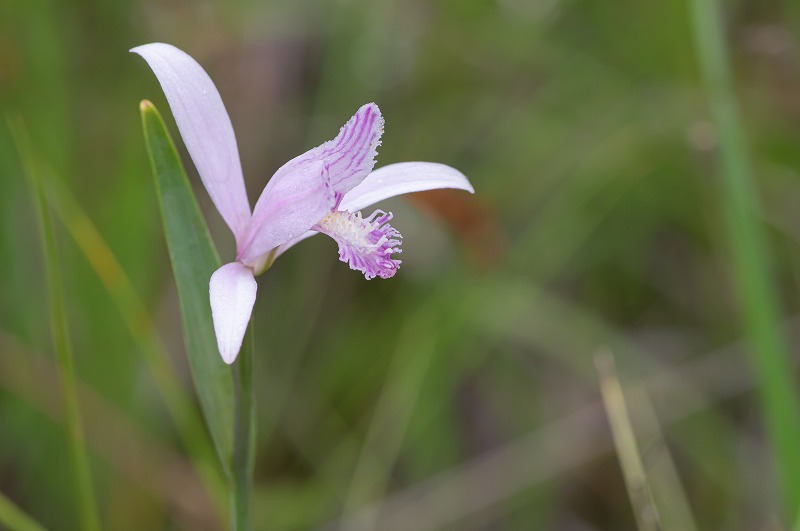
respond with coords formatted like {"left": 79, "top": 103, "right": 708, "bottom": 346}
{"left": 2, "top": 0, "right": 800, "bottom": 528}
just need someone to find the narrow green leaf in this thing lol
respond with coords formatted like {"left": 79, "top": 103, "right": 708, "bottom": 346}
{"left": 139, "top": 100, "right": 234, "bottom": 475}
{"left": 689, "top": 0, "right": 800, "bottom": 520}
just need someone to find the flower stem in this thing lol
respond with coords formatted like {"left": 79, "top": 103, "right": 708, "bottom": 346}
{"left": 689, "top": 0, "right": 800, "bottom": 520}
{"left": 231, "top": 323, "right": 256, "bottom": 531}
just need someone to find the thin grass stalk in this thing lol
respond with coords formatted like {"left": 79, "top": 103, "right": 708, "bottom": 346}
{"left": 231, "top": 323, "right": 256, "bottom": 531}
{"left": 0, "top": 491, "right": 47, "bottom": 531}
{"left": 595, "top": 350, "right": 661, "bottom": 531}
{"left": 0, "top": 329, "right": 228, "bottom": 526}
{"left": 689, "top": 0, "right": 800, "bottom": 519}
{"left": 10, "top": 119, "right": 101, "bottom": 531}
{"left": 627, "top": 388, "right": 699, "bottom": 531}
{"left": 44, "top": 176, "right": 227, "bottom": 518}
{"left": 341, "top": 312, "right": 437, "bottom": 530}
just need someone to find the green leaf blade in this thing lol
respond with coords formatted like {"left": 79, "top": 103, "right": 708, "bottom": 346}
{"left": 689, "top": 0, "right": 800, "bottom": 520}
{"left": 139, "top": 100, "right": 234, "bottom": 476}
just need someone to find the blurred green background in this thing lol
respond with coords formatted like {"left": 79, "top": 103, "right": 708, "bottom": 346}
{"left": 3, "top": 0, "right": 800, "bottom": 529}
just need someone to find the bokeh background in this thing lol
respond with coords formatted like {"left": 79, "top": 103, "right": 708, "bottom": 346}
{"left": 3, "top": 0, "right": 800, "bottom": 529}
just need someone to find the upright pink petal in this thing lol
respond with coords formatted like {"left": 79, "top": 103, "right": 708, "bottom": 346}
{"left": 131, "top": 43, "right": 251, "bottom": 241}
{"left": 209, "top": 262, "right": 257, "bottom": 364}
{"left": 339, "top": 162, "right": 474, "bottom": 213}
{"left": 238, "top": 160, "right": 335, "bottom": 265}
{"left": 267, "top": 103, "right": 383, "bottom": 200}
{"left": 237, "top": 104, "right": 383, "bottom": 265}
{"left": 321, "top": 102, "right": 384, "bottom": 196}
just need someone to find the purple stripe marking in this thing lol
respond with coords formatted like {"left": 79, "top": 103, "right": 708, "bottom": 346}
{"left": 350, "top": 113, "right": 379, "bottom": 170}
{"left": 330, "top": 111, "right": 374, "bottom": 173}
{"left": 327, "top": 109, "right": 362, "bottom": 157}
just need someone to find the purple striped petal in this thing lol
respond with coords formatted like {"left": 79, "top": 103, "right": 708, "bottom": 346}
{"left": 131, "top": 43, "right": 251, "bottom": 241}
{"left": 209, "top": 262, "right": 257, "bottom": 364}
{"left": 269, "top": 103, "right": 383, "bottom": 201}
{"left": 237, "top": 160, "right": 335, "bottom": 266}
{"left": 339, "top": 162, "right": 474, "bottom": 213}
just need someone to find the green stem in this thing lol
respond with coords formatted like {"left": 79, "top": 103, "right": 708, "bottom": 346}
{"left": 11, "top": 119, "right": 101, "bottom": 531}
{"left": 231, "top": 323, "right": 256, "bottom": 531}
{"left": 689, "top": 0, "right": 800, "bottom": 520}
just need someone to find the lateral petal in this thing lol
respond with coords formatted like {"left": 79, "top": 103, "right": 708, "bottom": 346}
{"left": 238, "top": 160, "right": 335, "bottom": 265}
{"left": 131, "top": 43, "right": 251, "bottom": 241}
{"left": 266, "top": 103, "right": 383, "bottom": 201}
{"left": 339, "top": 162, "right": 474, "bottom": 213}
{"left": 272, "top": 229, "right": 319, "bottom": 259}
{"left": 209, "top": 262, "right": 257, "bottom": 364}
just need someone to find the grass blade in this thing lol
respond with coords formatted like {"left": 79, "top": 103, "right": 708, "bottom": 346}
{"left": 595, "top": 350, "right": 660, "bottom": 531}
{"left": 341, "top": 311, "right": 437, "bottom": 530}
{"left": 629, "top": 389, "right": 699, "bottom": 531}
{"left": 0, "top": 491, "right": 47, "bottom": 531}
{"left": 139, "top": 100, "right": 235, "bottom": 476}
{"left": 0, "top": 329, "right": 219, "bottom": 527}
{"left": 11, "top": 118, "right": 101, "bottom": 531}
{"left": 43, "top": 174, "right": 227, "bottom": 518}
{"left": 689, "top": 0, "right": 800, "bottom": 519}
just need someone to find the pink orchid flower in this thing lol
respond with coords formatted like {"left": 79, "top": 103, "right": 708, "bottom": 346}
{"left": 132, "top": 43, "right": 474, "bottom": 364}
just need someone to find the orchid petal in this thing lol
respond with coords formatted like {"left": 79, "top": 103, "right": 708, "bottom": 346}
{"left": 272, "top": 230, "right": 319, "bottom": 259}
{"left": 339, "top": 162, "right": 474, "bottom": 213}
{"left": 273, "top": 162, "right": 475, "bottom": 257}
{"left": 131, "top": 43, "right": 251, "bottom": 241}
{"left": 315, "top": 210, "right": 402, "bottom": 279}
{"left": 238, "top": 161, "right": 335, "bottom": 265}
{"left": 266, "top": 103, "right": 383, "bottom": 200}
{"left": 209, "top": 262, "right": 257, "bottom": 364}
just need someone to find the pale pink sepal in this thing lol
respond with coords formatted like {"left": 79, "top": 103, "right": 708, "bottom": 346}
{"left": 209, "top": 262, "right": 257, "bottom": 364}
{"left": 131, "top": 43, "right": 251, "bottom": 242}
{"left": 339, "top": 162, "right": 474, "bottom": 213}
